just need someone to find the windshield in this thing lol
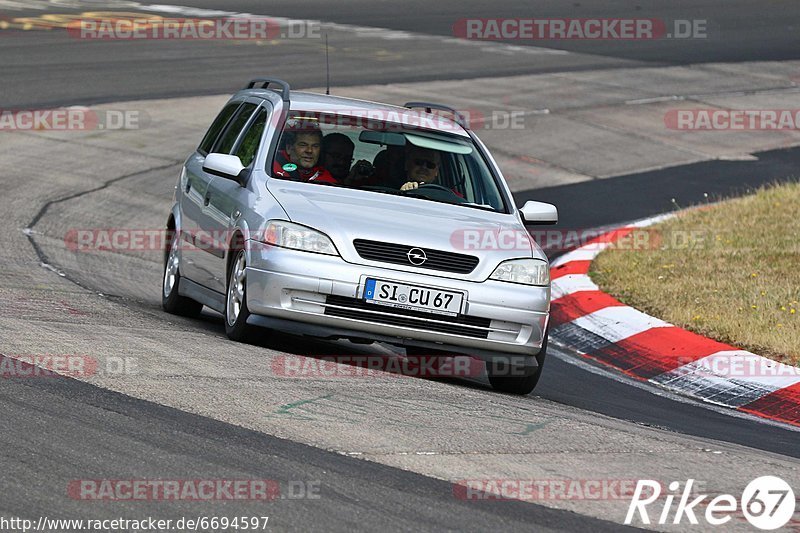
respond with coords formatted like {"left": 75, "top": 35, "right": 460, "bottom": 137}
{"left": 268, "top": 111, "right": 508, "bottom": 213}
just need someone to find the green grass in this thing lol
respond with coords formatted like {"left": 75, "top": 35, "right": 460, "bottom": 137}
{"left": 590, "top": 182, "right": 800, "bottom": 365}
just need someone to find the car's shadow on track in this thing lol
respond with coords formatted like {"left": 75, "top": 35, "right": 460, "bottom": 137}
{"left": 187, "top": 306, "right": 498, "bottom": 393}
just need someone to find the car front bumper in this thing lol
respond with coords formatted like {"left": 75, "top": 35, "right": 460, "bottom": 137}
{"left": 245, "top": 242, "right": 550, "bottom": 366}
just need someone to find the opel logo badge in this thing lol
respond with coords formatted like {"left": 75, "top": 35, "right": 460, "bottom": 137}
{"left": 407, "top": 247, "right": 427, "bottom": 265}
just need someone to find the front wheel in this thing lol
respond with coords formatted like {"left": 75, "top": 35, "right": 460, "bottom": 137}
{"left": 225, "top": 249, "right": 258, "bottom": 342}
{"left": 487, "top": 331, "right": 548, "bottom": 395}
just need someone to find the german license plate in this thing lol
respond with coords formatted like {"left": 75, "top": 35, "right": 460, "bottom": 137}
{"left": 363, "top": 278, "right": 463, "bottom": 316}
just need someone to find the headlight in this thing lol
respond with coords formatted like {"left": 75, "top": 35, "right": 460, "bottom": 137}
{"left": 261, "top": 220, "right": 338, "bottom": 256}
{"left": 489, "top": 259, "right": 549, "bottom": 286}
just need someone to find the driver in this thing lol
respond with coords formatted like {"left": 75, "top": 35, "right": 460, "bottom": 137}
{"left": 399, "top": 146, "right": 442, "bottom": 191}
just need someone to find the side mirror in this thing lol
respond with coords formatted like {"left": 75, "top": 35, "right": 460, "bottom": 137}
{"left": 519, "top": 201, "right": 558, "bottom": 225}
{"left": 203, "top": 153, "right": 246, "bottom": 183}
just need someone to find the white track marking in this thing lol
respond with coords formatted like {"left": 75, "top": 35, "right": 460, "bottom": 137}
{"left": 548, "top": 341, "right": 800, "bottom": 432}
{"left": 571, "top": 306, "right": 672, "bottom": 343}
{"left": 551, "top": 274, "right": 598, "bottom": 300}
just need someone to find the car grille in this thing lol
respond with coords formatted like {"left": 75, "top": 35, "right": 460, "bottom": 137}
{"left": 352, "top": 239, "right": 479, "bottom": 274}
{"left": 323, "top": 295, "right": 491, "bottom": 339}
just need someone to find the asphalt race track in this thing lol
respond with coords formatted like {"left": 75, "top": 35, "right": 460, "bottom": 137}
{"left": 4, "top": 0, "right": 800, "bottom": 107}
{"left": 1, "top": 360, "right": 636, "bottom": 532}
{"left": 1, "top": 1, "right": 799, "bottom": 531}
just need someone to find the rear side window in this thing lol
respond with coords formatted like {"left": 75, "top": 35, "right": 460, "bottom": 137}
{"left": 214, "top": 103, "right": 258, "bottom": 154}
{"left": 198, "top": 102, "right": 240, "bottom": 155}
{"left": 235, "top": 108, "right": 268, "bottom": 168}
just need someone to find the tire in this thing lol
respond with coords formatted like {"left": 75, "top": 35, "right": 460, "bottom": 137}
{"left": 224, "top": 249, "right": 257, "bottom": 342}
{"left": 487, "top": 330, "right": 548, "bottom": 395}
{"left": 162, "top": 228, "right": 203, "bottom": 317}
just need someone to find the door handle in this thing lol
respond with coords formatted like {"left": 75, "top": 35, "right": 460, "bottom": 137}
{"left": 185, "top": 181, "right": 191, "bottom": 193}
{"left": 204, "top": 193, "right": 211, "bottom": 206}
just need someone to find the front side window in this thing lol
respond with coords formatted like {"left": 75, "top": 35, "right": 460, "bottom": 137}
{"left": 214, "top": 103, "right": 258, "bottom": 155}
{"left": 235, "top": 108, "right": 268, "bottom": 167}
{"left": 198, "top": 102, "right": 240, "bottom": 155}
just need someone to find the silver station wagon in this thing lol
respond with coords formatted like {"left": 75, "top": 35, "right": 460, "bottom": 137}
{"left": 162, "top": 78, "right": 558, "bottom": 394}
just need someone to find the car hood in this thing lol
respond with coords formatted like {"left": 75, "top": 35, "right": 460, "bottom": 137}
{"left": 266, "top": 181, "right": 547, "bottom": 279}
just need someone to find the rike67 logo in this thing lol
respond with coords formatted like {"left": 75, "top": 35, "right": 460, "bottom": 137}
{"left": 625, "top": 476, "right": 796, "bottom": 530}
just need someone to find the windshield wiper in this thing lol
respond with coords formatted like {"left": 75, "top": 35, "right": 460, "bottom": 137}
{"left": 354, "top": 186, "right": 500, "bottom": 212}
{"left": 402, "top": 194, "right": 501, "bottom": 212}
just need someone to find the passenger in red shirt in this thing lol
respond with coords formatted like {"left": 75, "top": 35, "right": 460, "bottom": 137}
{"left": 272, "top": 121, "right": 336, "bottom": 184}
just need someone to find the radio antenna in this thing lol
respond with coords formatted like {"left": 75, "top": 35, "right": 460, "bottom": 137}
{"left": 325, "top": 33, "right": 330, "bottom": 95}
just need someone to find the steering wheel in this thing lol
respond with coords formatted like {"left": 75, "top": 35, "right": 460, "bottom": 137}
{"left": 403, "top": 183, "right": 465, "bottom": 203}
{"left": 415, "top": 183, "right": 454, "bottom": 193}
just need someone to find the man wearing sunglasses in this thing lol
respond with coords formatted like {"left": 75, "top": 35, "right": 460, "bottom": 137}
{"left": 399, "top": 146, "right": 443, "bottom": 191}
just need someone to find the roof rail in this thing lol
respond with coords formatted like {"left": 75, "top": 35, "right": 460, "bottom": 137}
{"left": 404, "top": 101, "right": 470, "bottom": 131}
{"left": 245, "top": 78, "right": 291, "bottom": 103}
